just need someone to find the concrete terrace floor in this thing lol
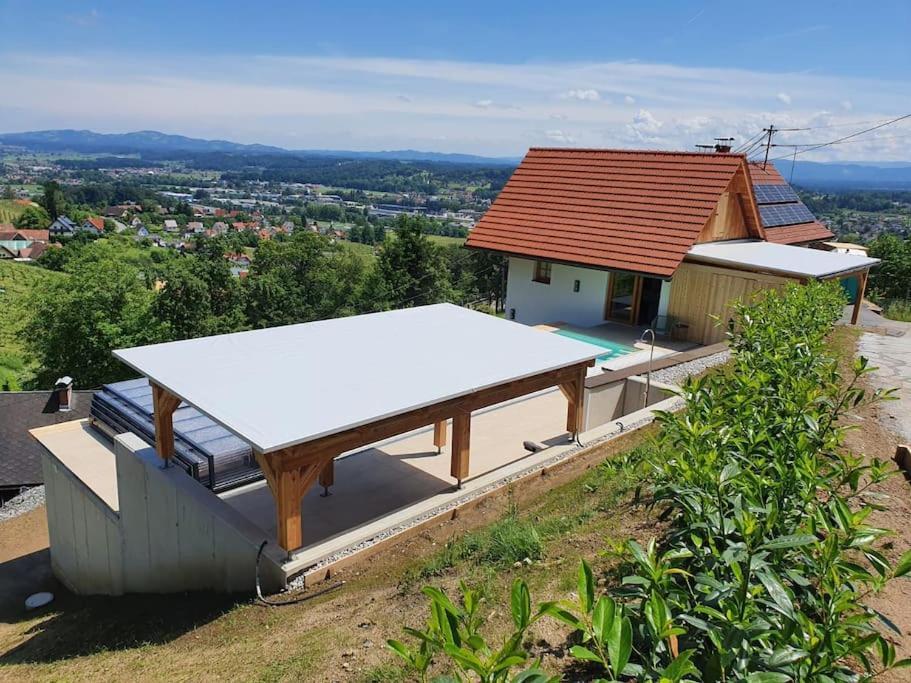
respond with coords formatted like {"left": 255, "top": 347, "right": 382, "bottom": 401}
{"left": 220, "top": 388, "right": 573, "bottom": 558}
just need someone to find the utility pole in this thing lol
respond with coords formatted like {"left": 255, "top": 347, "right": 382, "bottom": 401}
{"left": 761, "top": 125, "right": 775, "bottom": 169}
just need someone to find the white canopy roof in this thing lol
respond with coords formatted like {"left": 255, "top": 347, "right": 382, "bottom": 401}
{"left": 114, "top": 304, "right": 603, "bottom": 453}
{"left": 686, "top": 240, "right": 879, "bottom": 279}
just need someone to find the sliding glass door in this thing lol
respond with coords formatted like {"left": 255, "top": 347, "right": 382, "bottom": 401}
{"left": 606, "top": 272, "right": 638, "bottom": 323}
{"left": 605, "top": 273, "right": 663, "bottom": 327}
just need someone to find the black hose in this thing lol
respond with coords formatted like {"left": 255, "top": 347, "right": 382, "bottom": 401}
{"left": 255, "top": 540, "right": 343, "bottom": 607}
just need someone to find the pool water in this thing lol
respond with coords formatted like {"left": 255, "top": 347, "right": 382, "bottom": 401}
{"left": 553, "top": 328, "right": 636, "bottom": 362}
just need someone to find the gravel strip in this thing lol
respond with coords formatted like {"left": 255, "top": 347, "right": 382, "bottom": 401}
{"left": 0, "top": 485, "right": 46, "bottom": 522}
{"left": 650, "top": 350, "right": 731, "bottom": 385}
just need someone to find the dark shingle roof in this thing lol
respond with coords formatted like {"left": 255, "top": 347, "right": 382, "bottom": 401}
{"left": 0, "top": 391, "right": 93, "bottom": 489}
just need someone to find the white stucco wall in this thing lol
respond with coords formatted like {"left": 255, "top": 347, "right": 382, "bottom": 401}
{"left": 505, "top": 257, "right": 610, "bottom": 327}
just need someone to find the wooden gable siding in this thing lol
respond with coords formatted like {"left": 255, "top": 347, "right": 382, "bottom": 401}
{"left": 667, "top": 262, "right": 792, "bottom": 344}
{"left": 696, "top": 165, "right": 763, "bottom": 244}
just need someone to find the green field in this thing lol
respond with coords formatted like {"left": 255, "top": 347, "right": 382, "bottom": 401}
{"left": 426, "top": 234, "right": 466, "bottom": 247}
{"left": 0, "top": 260, "right": 67, "bottom": 388}
{"left": 0, "top": 199, "right": 31, "bottom": 224}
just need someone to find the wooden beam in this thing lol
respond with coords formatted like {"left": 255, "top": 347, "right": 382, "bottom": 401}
{"left": 450, "top": 411, "right": 471, "bottom": 486}
{"left": 151, "top": 382, "right": 181, "bottom": 461}
{"left": 433, "top": 420, "right": 448, "bottom": 452}
{"left": 273, "top": 361, "right": 593, "bottom": 472}
{"left": 256, "top": 359, "right": 593, "bottom": 551}
{"left": 851, "top": 270, "right": 868, "bottom": 325}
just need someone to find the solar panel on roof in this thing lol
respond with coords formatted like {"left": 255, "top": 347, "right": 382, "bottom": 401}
{"left": 753, "top": 184, "right": 799, "bottom": 204}
{"left": 759, "top": 203, "right": 816, "bottom": 228}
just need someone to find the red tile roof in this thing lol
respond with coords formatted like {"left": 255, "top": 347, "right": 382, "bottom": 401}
{"left": 466, "top": 148, "right": 751, "bottom": 277}
{"left": 13, "top": 229, "right": 49, "bottom": 242}
{"left": 87, "top": 216, "right": 105, "bottom": 231}
{"left": 764, "top": 222, "right": 834, "bottom": 245}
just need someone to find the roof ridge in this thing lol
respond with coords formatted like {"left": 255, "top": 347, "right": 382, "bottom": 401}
{"left": 528, "top": 147, "right": 746, "bottom": 159}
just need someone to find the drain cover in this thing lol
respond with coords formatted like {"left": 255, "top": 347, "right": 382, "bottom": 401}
{"left": 25, "top": 592, "right": 54, "bottom": 609}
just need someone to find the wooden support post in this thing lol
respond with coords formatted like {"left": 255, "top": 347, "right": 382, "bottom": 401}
{"left": 560, "top": 365, "right": 587, "bottom": 438}
{"left": 433, "top": 419, "right": 448, "bottom": 453}
{"left": 151, "top": 382, "right": 181, "bottom": 462}
{"left": 254, "top": 452, "right": 324, "bottom": 554}
{"left": 851, "top": 270, "right": 868, "bottom": 325}
{"left": 319, "top": 458, "right": 335, "bottom": 496}
{"left": 450, "top": 411, "right": 471, "bottom": 487}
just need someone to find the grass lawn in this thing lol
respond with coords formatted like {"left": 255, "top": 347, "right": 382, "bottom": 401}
{"left": 426, "top": 234, "right": 465, "bottom": 247}
{"left": 0, "top": 260, "right": 66, "bottom": 388}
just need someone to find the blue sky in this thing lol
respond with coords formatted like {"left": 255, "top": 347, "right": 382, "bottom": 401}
{"left": 1, "top": 1, "right": 909, "bottom": 159}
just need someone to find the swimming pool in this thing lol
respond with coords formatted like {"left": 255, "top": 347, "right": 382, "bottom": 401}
{"left": 553, "top": 328, "right": 636, "bottom": 362}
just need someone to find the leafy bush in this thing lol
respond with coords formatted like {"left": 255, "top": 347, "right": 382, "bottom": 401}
{"left": 882, "top": 298, "right": 911, "bottom": 322}
{"left": 394, "top": 282, "right": 911, "bottom": 681}
{"left": 388, "top": 579, "right": 556, "bottom": 682}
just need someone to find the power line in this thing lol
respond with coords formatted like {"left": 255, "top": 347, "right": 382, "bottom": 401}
{"left": 764, "top": 113, "right": 911, "bottom": 163}
{"left": 732, "top": 130, "right": 767, "bottom": 154}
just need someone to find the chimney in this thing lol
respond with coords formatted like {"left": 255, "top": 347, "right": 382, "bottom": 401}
{"left": 55, "top": 376, "right": 73, "bottom": 412}
{"left": 713, "top": 137, "right": 735, "bottom": 154}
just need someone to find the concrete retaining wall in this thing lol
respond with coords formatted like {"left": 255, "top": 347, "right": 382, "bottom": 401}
{"left": 41, "top": 453, "right": 124, "bottom": 595}
{"left": 114, "top": 433, "right": 286, "bottom": 594}
{"left": 584, "top": 375, "right": 675, "bottom": 430}
{"left": 37, "top": 425, "right": 286, "bottom": 595}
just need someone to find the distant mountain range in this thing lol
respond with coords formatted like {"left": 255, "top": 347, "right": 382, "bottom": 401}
{"left": 774, "top": 160, "right": 911, "bottom": 190}
{"left": 2, "top": 129, "right": 911, "bottom": 187}
{"left": 0, "top": 129, "right": 520, "bottom": 165}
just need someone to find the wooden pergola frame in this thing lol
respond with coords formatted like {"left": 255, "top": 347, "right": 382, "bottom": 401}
{"left": 151, "top": 359, "right": 593, "bottom": 554}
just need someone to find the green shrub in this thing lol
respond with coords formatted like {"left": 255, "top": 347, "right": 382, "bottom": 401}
{"left": 396, "top": 282, "right": 911, "bottom": 681}
{"left": 882, "top": 298, "right": 911, "bottom": 322}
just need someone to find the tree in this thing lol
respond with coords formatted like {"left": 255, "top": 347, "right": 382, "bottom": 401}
{"left": 40, "top": 180, "right": 67, "bottom": 221}
{"left": 26, "top": 255, "right": 163, "bottom": 388}
{"left": 868, "top": 233, "right": 911, "bottom": 301}
{"left": 370, "top": 215, "right": 451, "bottom": 310}
{"left": 153, "top": 260, "right": 215, "bottom": 341}
{"left": 13, "top": 205, "right": 51, "bottom": 230}
{"left": 244, "top": 230, "right": 368, "bottom": 327}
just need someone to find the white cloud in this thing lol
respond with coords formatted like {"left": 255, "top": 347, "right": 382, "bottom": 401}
{"left": 0, "top": 51, "right": 908, "bottom": 159}
{"left": 545, "top": 129, "right": 576, "bottom": 144}
{"left": 563, "top": 88, "right": 600, "bottom": 101}
{"left": 776, "top": 92, "right": 792, "bottom": 105}
{"left": 841, "top": 99, "right": 853, "bottom": 110}
{"left": 626, "top": 109, "right": 663, "bottom": 142}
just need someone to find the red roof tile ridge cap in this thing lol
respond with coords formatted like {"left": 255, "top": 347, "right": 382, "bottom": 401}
{"left": 528, "top": 147, "right": 746, "bottom": 159}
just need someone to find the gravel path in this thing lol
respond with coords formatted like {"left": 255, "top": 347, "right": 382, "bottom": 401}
{"left": 858, "top": 331, "right": 911, "bottom": 444}
{"left": 650, "top": 350, "right": 731, "bottom": 385}
{"left": 0, "top": 486, "right": 46, "bottom": 522}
